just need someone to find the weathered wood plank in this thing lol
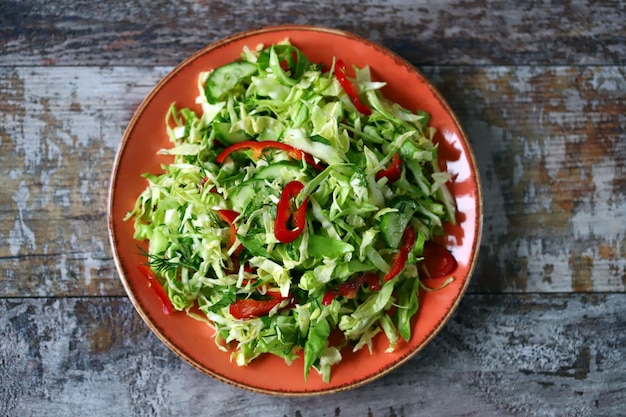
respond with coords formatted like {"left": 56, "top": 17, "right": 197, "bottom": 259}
{"left": 1, "top": 0, "right": 625, "bottom": 66}
{"left": 1, "top": 65, "right": 625, "bottom": 296}
{"left": 1, "top": 294, "right": 624, "bottom": 416}
{"left": 0, "top": 66, "right": 171, "bottom": 297}
{"left": 422, "top": 66, "right": 626, "bottom": 293}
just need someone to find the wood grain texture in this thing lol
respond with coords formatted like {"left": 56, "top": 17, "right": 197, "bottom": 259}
{"left": 423, "top": 66, "right": 626, "bottom": 293}
{"left": 1, "top": 0, "right": 626, "bottom": 66}
{"left": 1, "top": 65, "right": 624, "bottom": 296}
{"left": 1, "top": 294, "right": 624, "bottom": 417}
{"left": 0, "top": 66, "right": 171, "bottom": 297}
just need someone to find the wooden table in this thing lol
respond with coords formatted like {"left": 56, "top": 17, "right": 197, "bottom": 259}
{"left": 2, "top": 1, "right": 625, "bottom": 415}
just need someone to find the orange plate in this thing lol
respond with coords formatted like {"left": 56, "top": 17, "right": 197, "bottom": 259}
{"left": 108, "top": 25, "right": 483, "bottom": 396}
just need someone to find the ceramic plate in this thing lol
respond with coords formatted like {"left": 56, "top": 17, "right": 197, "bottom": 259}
{"left": 108, "top": 25, "right": 482, "bottom": 396}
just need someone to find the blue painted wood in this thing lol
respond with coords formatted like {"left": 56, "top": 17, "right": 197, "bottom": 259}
{"left": 1, "top": 295, "right": 624, "bottom": 416}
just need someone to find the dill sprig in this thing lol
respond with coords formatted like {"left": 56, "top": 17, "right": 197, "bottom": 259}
{"left": 138, "top": 246, "right": 199, "bottom": 275}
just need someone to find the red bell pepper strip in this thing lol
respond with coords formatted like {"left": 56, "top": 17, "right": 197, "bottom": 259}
{"left": 383, "top": 225, "right": 417, "bottom": 282}
{"left": 229, "top": 298, "right": 284, "bottom": 319}
{"left": 421, "top": 241, "right": 458, "bottom": 278}
{"left": 218, "top": 209, "right": 241, "bottom": 254}
{"left": 334, "top": 59, "right": 372, "bottom": 116}
{"left": 215, "top": 140, "right": 323, "bottom": 171}
{"left": 375, "top": 152, "right": 403, "bottom": 183}
{"left": 198, "top": 176, "right": 209, "bottom": 192}
{"left": 274, "top": 180, "right": 309, "bottom": 243}
{"left": 229, "top": 293, "right": 295, "bottom": 319}
{"left": 137, "top": 264, "right": 174, "bottom": 315}
{"left": 322, "top": 272, "right": 381, "bottom": 306}
{"left": 280, "top": 49, "right": 299, "bottom": 72}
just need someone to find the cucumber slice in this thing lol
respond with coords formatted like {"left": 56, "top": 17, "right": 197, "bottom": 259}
{"left": 218, "top": 171, "right": 246, "bottom": 188}
{"left": 380, "top": 197, "right": 419, "bottom": 248}
{"left": 230, "top": 179, "right": 279, "bottom": 213}
{"left": 205, "top": 61, "right": 257, "bottom": 103}
{"left": 254, "top": 162, "right": 306, "bottom": 181}
{"left": 214, "top": 122, "right": 249, "bottom": 145}
{"left": 229, "top": 163, "right": 310, "bottom": 212}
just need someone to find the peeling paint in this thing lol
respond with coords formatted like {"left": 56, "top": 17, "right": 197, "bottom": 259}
{"left": 9, "top": 182, "right": 36, "bottom": 256}
{"left": 1, "top": 66, "right": 170, "bottom": 296}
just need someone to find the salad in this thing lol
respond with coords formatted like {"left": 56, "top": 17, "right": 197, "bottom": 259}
{"left": 125, "top": 40, "right": 458, "bottom": 382}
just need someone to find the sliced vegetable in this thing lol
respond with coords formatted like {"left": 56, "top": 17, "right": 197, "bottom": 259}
{"left": 213, "top": 122, "right": 249, "bottom": 145}
{"left": 334, "top": 59, "right": 372, "bottom": 115}
{"left": 322, "top": 272, "right": 381, "bottom": 305}
{"left": 379, "top": 197, "right": 419, "bottom": 249}
{"left": 394, "top": 276, "right": 420, "bottom": 341}
{"left": 137, "top": 264, "right": 174, "bottom": 315}
{"left": 376, "top": 153, "right": 403, "bottom": 183}
{"left": 218, "top": 209, "right": 241, "bottom": 253}
{"left": 303, "top": 315, "right": 331, "bottom": 381}
{"left": 383, "top": 225, "right": 417, "bottom": 282}
{"left": 205, "top": 61, "right": 257, "bottom": 103}
{"left": 420, "top": 241, "right": 458, "bottom": 278}
{"left": 229, "top": 179, "right": 278, "bottom": 213}
{"left": 274, "top": 180, "right": 309, "bottom": 243}
{"left": 229, "top": 296, "right": 287, "bottom": 319}
{"left": 254, "top": 161, "right": 306, "bottom": 180}
{"left": 307, "top": 234, "right": 355, "bottom": 258}
{"left": 215, "top": 140, "right": 324, "bottom": 170}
